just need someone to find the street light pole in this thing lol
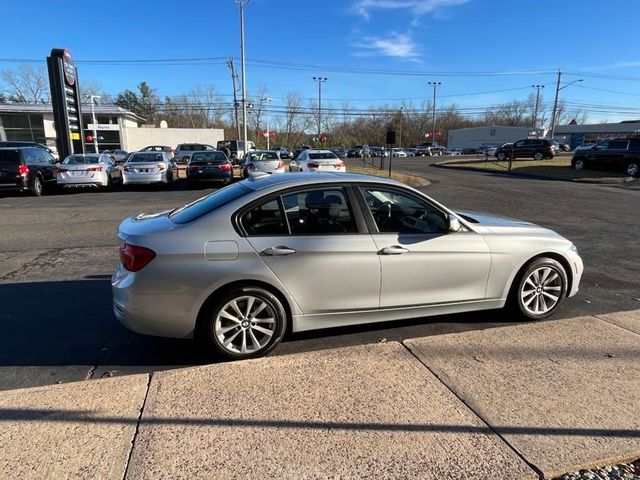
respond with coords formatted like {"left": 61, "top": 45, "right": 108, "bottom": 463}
{"left": 398, "top": 106, "right": 403, "bottom": 148}
{"left": 532, "top": 84, "right": 544, "bottom": 132}
{"left": 234, "top": 0, "right": 250, "bottom": 149}
{"left": 313, "top": 76, "right": 327, "bottom": 146}
{"left": 428, "top": 81, "right": 441, "bottom": 150}
{"left": 89, "top": 95, "right": 101, "bottom": 153}
{"left": 550, "top": 71, "right": 583, "bottom": 139}
{"left": 261, "top": 96, "right": 272, "bottom": 149}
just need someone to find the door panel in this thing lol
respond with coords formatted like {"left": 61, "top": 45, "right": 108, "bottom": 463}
{"left": 372, "top": 232, "right": 491, "bottom": 308}
{"left": 246, "top": 235, "right": 380, "bottom": 313}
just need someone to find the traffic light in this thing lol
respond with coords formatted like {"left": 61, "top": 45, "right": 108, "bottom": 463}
{"left": 86, "top": 134, "right": 93, "bottom": 142}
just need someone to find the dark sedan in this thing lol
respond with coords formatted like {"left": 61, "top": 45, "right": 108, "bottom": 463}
{"left": 186, "top": 151, "right": 233, "bottom": 186}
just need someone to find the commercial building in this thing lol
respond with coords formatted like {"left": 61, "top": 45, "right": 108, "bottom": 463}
{"left": 447, "top": 126, "right": 539, "bottom": 150}
{"left": 0, "top": 103, "right": 224, "bottom": 154}
{"left": 553, "top": 121, "right": 640, "bottom": 149}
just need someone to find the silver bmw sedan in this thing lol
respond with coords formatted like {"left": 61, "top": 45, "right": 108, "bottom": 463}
{"left": 112, "top": 173, "right": 583, "bottom": 360}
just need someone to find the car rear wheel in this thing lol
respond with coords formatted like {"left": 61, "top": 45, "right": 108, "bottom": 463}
{"left": 30, "top": 176, "right": 43, "bottom": 197}
{"left": 573, "top": 159, "right": 585, "bottom": 170}
{"left": 510, "top": 258, "right": 567, "bottom": 320}
{"left": 497, "top": 152, "right": 506, "bottom": 161}
{"left": 203, "top": 287, "right": 287, "bottom": 360}
{"left": 533, "top": 151, "right": 544, "bottom": 161}
{"left": 626, "top": 163, "right": 639, "bottom": 177}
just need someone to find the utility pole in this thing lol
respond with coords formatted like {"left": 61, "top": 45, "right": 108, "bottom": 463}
{"left": 398, "top": 106, "right": 403, "bottom": 148}
{"left": 550, "top": 71, "right": 583, "bottom": 140}
{"left": 428, "top": 81, "right": 441, "bottom": 150}
{"left": 532, "top": 84, "right": 544, "bottom": 133}
{"left": 226, "top": 58, "right": 241, "bottom": 139}
{"left": 313, "top": 76, "right": 327, "bottom": 147}
{"left": 234, "top": 0, "right": 250, "bottom": 148}
{"left": 89, "top": 95, "right": 101, "bottom": 153}
{"left": 550, "top": 70, "right": 562, "bottom": 140}
{"left": 261, "top": 96, "right": 272, "bottom": 149}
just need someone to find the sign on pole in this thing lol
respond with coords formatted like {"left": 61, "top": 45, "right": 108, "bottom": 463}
{"left": 47, "top": 48, "right": 85, "bottom": 160}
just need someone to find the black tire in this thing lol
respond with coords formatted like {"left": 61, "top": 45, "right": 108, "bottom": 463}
{"left": 533, "top": 151, "right": 544, "bottom": 161}
{"left": 201, "top": 286, "right": 287, "bottom": 360}
{"left": 497, "top": 152, "right": 507, "bottom": 161}
{"left": 30, "top": 176, "right": 43, "bottom": 197}
{"left": 104, "top": 177, "right": 112, "bottom": 191}
{"left": 508, "top": 257, "right": 568, "bottom": 320}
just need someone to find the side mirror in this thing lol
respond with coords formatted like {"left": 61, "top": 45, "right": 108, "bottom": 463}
{"left": 449, "top": 216, "right": 462, "bottom": 232}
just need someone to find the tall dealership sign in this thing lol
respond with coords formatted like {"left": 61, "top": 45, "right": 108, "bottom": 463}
{"left": 47, "top": 48, "right": 85, "bottom": 160}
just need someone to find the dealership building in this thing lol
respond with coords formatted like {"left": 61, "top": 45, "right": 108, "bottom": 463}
{"left": 0, "top": 103, "right": 224, "bottom": 153}
{"left": 447, "top": 126, "right": 541, "bottom": 150}
{"left": 553, "top": 121, "right": 640, "bottom": 149}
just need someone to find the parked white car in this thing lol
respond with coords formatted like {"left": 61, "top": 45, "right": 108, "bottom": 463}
{"left": 289, "top": 150, "right": 345, "bottom": 172}
{"left": 241, "top": 150, "right": 286, "bottom": 178}
{"left": 391, "top": 148, "right": 407, "bottom": 158}
{"left": 122, "top": 152, "right": 178, "bottom": 188}
{"left": 57, "top": 153, "right": 122, "bottom": 190}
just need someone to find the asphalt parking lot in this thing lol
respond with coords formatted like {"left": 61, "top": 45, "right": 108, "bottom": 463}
{"left": 1, "top": 161, "right": 638, "bottom": 391}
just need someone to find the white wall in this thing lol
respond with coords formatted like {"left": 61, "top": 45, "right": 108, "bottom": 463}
{"left": 122, "top": 127, "right": 224, "bottom": 151}
{"left": 448, "top": 127, "right": 534, "bottom": 150}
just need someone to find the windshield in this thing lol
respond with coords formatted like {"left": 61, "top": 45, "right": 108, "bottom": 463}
{"left": 170, "top": 182, "right": 251, "bottom": 224}
{"left": 63, "top": 155, "right": 101, "bottom": 164}
{"left": 309, "top": 152, "right": 338, "bottom": 160}
{"left": 190, "top": 151, "right": 228, "bottom": 164}
{"left": 128, "top": 153, "right": 164, "bottom": 163}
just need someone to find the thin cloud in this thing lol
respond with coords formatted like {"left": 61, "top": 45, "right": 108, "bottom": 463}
{"left": 352, "top": 32, "right": 421, "bottom": 61}
{"left": 580, "top": 60, "right": 640, "bottom": 72}
{"left": 352, "top": 0, "right": 471, "bottom": 20}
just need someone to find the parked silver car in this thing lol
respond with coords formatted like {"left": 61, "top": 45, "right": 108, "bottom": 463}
{"left": 240, "top": 150, "right": 286, "bottom": 178}
{"left": 122, "top": 152, "right": 178, "bottom": 187}
{"left": 57, "top": 153, "right": 121, "bottom": 189}
{"left": 112, "top": 173, "right": 583, "bottom": 360}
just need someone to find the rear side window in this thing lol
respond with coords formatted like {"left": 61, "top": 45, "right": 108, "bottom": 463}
{"left": 282, "top": 187, "right": 357, "bottom": 235}
{"left": 0, "top": 150, "right": 20, "bottom": 165}
{"left": 240, "top": 199, "right": 287, "bottom": 235}
{"left": 608, "top": 140, "right": 629, "bottom": 150}
{"left": 170, "top": 183, "right": 251, "bottom": 224}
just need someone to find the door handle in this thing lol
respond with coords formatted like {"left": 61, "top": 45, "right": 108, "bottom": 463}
{"left": 262, "top": 246, "right": 296, "bottom": 256}
{"left": 379, "top": 245, "right": 409, "bottom": 255}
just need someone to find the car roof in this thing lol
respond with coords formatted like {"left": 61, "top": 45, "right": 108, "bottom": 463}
{"left": 241, "top": 172, "right": 406, "bottom": 191}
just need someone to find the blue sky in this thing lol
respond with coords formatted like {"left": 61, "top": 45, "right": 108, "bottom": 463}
{"left": 2, "top": 0, "right": 640, "bottom": 122}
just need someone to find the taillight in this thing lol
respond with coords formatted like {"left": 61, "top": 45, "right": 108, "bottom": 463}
{"left": 307, "top": 162, "right": 319, "bottom": 169}
{"left": 335, "top": 161, "right": 345, "bottom": 168}
{"left": 120, "top": 243, "right": 156, "bottom": 272}
{"left": 18, "top": 165, "right": 29, "bottom": 176}
{"left": 219, "top": 163, "right": 231, "bottom": 171}
{"left": 277, "top": 161, "right": 284, "bottom": 169}
{"left": 87, "top": 166, "right": 103, "bottom": 172}
{"left": 246, "top": 163, "right": 255, "bottom": 170}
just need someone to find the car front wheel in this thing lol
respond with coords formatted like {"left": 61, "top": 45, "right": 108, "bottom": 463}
{"left": 511, "top": 258, "right": 567, "bottom": 320}
{"left": 626, "top": 163, "right": 639, "bottom": 177}
{"left": 573, "top": 158, "right": 585, "bottom": 170}
{"left": 497, "top": 152, "right": 506, "bottom": 161}
{"left": 203, "top": 287, "right": 287, "bottom": 360}
{"left": 533, "top": 151, "right": 544, "bottom": 161}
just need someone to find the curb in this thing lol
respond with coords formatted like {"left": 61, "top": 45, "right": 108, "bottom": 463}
{"left": 433, "top": 160, "right": 636, "bottom": 185}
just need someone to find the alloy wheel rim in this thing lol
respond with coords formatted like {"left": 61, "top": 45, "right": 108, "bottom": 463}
{"left": 214, "top": 295, "right": 276, "bottom": 354}
{"left": 35, "top": 179, "right": 42, "bottom": 194}
{"left": 628, "top": 164, "right": 638, "bottom": 176}
{"left": 520, "top": 267, "right": 563, "bottom": 316}
{"left": 575, "top": 160, "right": 584, "bottom": 170}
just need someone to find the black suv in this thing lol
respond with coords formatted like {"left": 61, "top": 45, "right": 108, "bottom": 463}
{"left": 495, "top": 139, "right": 555, "bottom": 161}
{"left": 572, "top": 138, "right": 640, "bottom": 177}
{"left": 0, "top": 147, "right": 58, "bottom": 196}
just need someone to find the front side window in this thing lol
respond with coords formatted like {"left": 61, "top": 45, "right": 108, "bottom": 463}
{"left": 363, "top": 188, "right": 448, "bottom": 234}
{"left": 282, "top": 187, "right": 357, "bottom": 235}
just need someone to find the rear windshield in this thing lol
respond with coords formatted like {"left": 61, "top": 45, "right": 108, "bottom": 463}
{"left": 128, "top": 153, "right": 164, "bottom": 163}
{"left": 248, "top": 151, "right": 279, "bottom": 161}
{"left": 309, "top": 152, "right": 338, "bottom": 160}
{"left": 190, "top": 151, "right": 228, "bottom": 164}
{"left": 0, "top": 150, "right": 20, "bottom": 165}
{"left": 170, "top": 182, "right": 251, "bottom": 224}
{"left": 63, "top": 155, "right": 101, "bottom": 164}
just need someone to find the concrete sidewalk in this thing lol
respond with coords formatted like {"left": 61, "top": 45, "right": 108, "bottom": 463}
{"left": 1, "top": 310, "right": 639, "bottom": 479}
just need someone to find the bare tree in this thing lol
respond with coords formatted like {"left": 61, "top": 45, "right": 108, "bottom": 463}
{"left": 1, "top": 65, "right": 50, "bottom": 103}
